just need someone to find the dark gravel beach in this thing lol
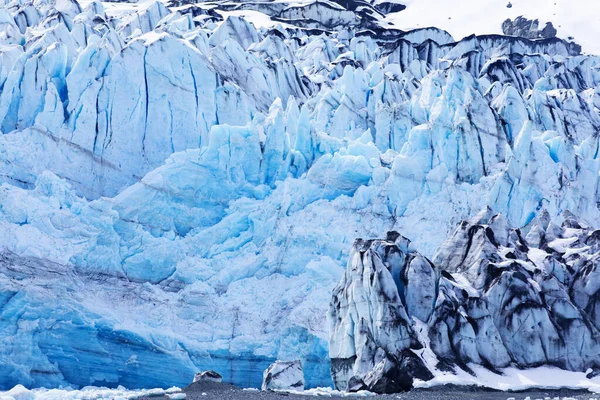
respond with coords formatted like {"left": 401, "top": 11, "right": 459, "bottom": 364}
{"left": 138, "top": 381, "right": 597, "bottom": 400}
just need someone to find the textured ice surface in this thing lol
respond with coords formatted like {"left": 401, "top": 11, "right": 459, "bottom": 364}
{"left": 329, "top": 213, "right": 600, "bottom": 393}
{"left": 0, "top": 0, "right": 599, "bottom": 391}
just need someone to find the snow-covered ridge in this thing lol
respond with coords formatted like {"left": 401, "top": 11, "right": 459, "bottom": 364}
{"left": 385, "top": 0, "right": 600, "bottom": 54}
{"left": 0, "top": 0, "right": 599, "bottom": 392}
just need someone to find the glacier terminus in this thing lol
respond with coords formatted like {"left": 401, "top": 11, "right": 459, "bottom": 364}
{"left": 0, "top": 0, "right": 600, "bottom": 394}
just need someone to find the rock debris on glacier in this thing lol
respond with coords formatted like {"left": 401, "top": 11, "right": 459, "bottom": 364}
{"left": 330, "top": 212, "right": 600, "bottom": 393}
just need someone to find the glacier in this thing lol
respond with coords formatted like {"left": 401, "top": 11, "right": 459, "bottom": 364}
{"left": 329, "top": 211, "right": 600, "bottom": 393}
{"left": 0, "top": 0, "right": 599, "bottom": 391}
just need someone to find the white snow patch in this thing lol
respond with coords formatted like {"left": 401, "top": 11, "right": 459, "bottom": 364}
{"left": 216, "top": 9, "right": 296, "bottom": 30}
{"left": 548, "top": 237, "right": 580, "bottom": 253}
{"left": 528, "top": 248, "right": 548, "bottom": 269}
{"left": 415, "top": 365, "right": 600, "bottom": 393}
{"left": 276, "top": 387, "right": 375, "bottom": 396}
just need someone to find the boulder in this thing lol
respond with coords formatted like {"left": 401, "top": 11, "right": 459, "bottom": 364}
{"left": 193, "top": 370, "right": 223, "bottom": 383}
{"left": 363, "top": 352, "right": 433, "bottom": 394}
{"left": 261, "top": 360, "right": 305, "bottom": 391}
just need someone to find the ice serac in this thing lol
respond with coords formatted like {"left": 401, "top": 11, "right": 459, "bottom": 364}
{"left": 328, "top": 233, "right": 434, "bottom": 393}
{"left": 330, "top": 213, "right": 600, "bottom": 393}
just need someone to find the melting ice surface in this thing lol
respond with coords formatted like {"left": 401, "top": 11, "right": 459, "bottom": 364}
{"left": 0, "top": 0, "right": 600, "bottom": 392}
{"left": 0, "top": 385, "right": 185, "bottom": 399}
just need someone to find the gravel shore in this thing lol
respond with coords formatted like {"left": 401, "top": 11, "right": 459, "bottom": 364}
{"left": 138, "top": 381, "right": 597, "bottom": 400}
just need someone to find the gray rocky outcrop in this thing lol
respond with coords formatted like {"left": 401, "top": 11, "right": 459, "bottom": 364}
{"left": 502, "top": 16, "right": 557, "bottom": 40}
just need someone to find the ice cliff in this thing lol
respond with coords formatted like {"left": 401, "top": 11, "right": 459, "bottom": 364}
{"left": 0, "top": 0, "right": 600, "bottom": 391}
{"left": 330, "top": 211, "right": 600, "bottom": 393}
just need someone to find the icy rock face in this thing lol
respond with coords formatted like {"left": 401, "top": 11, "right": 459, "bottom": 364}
{"left": 328, "top": 234, "right": 434, "bottom": 393}
{"left": 330, "top": 213, "right": 600, "bottom": 392}
{"left": 2, "top": 0, "right": 600, "bottom": 391}
{"left": 262, "top": 360, "right": 305, "bottom": 391}
{"left": 502, "top": 16, "right": 557, "bottom": 40}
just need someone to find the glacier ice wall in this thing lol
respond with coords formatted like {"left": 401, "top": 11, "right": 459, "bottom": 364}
{"left": 0, "top": 0, "right": 599, "bottom": 390}
{"left": 329, "top": 212, "right": 600, "bottom": 393}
